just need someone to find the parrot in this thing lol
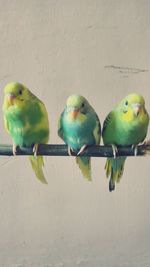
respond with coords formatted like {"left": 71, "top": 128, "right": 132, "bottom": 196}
{"left": 58, "top": 94, "right": 101, "bottom": 180}
{"left": 102, "top": 93, "right": 149, "bottom": 192}
{"left": 2, "top": 82, "right": 50, "bottom": 184}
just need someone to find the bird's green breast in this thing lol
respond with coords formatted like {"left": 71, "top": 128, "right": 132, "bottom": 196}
{"left": 61, "top": 112, "right": 97, "bottom": 150}
{"left": 103, "top": 110, "right": 149, "bottom": 146}
{"left": 4, "top": 101, "right": 49, "bottom": 146}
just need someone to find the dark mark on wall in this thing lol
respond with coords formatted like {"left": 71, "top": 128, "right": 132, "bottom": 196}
{"left": 104, "top": 65, "right": 149, "bottom": 75}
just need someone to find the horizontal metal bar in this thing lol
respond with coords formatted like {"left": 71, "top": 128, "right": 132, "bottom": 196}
{"left": 0, "top": 144, "right": 150, "bottom": 157}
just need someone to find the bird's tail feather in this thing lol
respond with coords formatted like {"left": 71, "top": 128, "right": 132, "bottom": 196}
{"left": 29, "top": 156, "right": 48, "bottom": 184}
{"left": 105, "top": 157, "right": 126, "bottom": 192}
{"left": 76, "top": 156, "right": 91, "bottom": 181}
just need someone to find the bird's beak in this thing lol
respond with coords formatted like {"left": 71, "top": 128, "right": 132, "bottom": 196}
{"left": 70, "top": 108, "right": 80, "bottom": 120}
{"left": 6, "top": 93, "right": 16, "bottom": 105}
{"left": 133, "top": 103, "right": 142, "bottom": 116}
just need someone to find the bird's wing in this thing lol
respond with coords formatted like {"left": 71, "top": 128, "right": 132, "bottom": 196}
{"left": 93, "top": 114, "right": 101, "bottom": 145}
{"left": 58, "top": 111, "right": 64, "bottom": 140}
{"left": 102, "top": 111, "right": 114, "bottom": 136}
{"left": 3, "top": 115, "right": 10, "bottom": 133}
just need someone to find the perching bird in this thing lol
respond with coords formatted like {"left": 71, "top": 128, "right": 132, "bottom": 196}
{"left": 3, "top": 82, "right": 50, "bottom": 184}
{"left": 102, "top": 93, "right": 149, "bottom": 192}
{"left": 58, "top": 94, "right": 101, "bottom": 180}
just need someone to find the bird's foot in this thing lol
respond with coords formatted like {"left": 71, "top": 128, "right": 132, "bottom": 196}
{"left": 111, "top": 144, "right": 118, "bottom": 158}
{"left": 68, "top": 146, "right": 74, "bottom": 156}
{"left": 143, "top": 139, "right": 150, "bottom": 145}
{"left": 12, "top": 144, "right": 18, "bottom": 156}
{"left": 33, "top": 144, "right": 39, "bottom": 157}
{"left": 77, "top": 145, "right": 88, "bottom": 156}
{"left": 143, "top": 139, "right": 150, "bottom": 155}
{"left": 131, "top": 144, "right": 138, "bottom": 156}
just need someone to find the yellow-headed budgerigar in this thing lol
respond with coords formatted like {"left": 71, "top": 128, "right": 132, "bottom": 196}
{"left": 3, "top": 82, "right": 50, "bottom": 184}
{"left": 58, "top": 94, "right": 101, "bottom": 180}
{"left": 102, "top": 93, "right": 149, "bottom": 192}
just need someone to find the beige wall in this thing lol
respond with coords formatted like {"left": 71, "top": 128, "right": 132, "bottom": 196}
{"left": 0, "top": 1, "right": 150, "bottom": 266}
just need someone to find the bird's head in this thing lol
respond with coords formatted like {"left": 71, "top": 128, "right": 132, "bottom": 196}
{"left": 3, "top": 82, "right": 31, "bottom": 107}
{"left": 119, "top": 93, "right": 146, "bottom": 121}
{"left": 65, "top": 94, "right": 90, "bottom": 120}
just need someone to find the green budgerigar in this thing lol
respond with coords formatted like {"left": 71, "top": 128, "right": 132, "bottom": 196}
{"left": 102, "top": 93, "right": 149, "bottom": 192}
{"left": 3, "top": 82, "right": 50, "bottom": 184}
{"left": 58, "top": 94, "right": 101, "bottom": 180}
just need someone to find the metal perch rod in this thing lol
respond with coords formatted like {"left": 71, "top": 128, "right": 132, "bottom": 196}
{"left": 0, "top": 144, "right": 150, "bottom": 157}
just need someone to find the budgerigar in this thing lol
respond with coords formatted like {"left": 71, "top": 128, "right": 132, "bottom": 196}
{"left": 3, "top": 82, "right": 50, "bottom": 184}
{"left": 102, "top": 93, "right": 149, "bottom": 192}
{"left": 58, "top": 94, "right": 101, "bottom": 180}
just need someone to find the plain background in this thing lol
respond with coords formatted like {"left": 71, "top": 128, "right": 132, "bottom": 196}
{"left": 0, "top": 1, "right": 150, "bottom": 266}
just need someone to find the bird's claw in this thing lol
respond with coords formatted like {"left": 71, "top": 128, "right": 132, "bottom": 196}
{"left": 77, "top": 145, "right": 87, "bottom": 156}
{"left": 68, "top": 146, "right": 74, "bottom": 156}
{"left": 12, "top": 144, "right": 17, "bottom": 156}
{"left": 111, "top": 144, "right": 118, "bottom": 158}
{"left": 131, "top": 145, "right": 138, "bottom": 156}
{"left": 143, "top": 139, "right": 150, "bottom": 146}
{"left": 33, "top": 144, "right": 39, "bottom": 157}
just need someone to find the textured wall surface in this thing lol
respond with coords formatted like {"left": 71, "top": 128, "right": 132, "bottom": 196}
{"left": 0, "top": 1, "right": 150, "bottom": 266}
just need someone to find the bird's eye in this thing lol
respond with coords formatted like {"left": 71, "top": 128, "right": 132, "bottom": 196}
{"left": 18, "top": 89, "right": 22, "bottom": 95}
{"left": 81, "top": 103, "right": 85, "bottom": 108}
{"left": 125, "top": 101, "right": 128, "bottom": 106}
